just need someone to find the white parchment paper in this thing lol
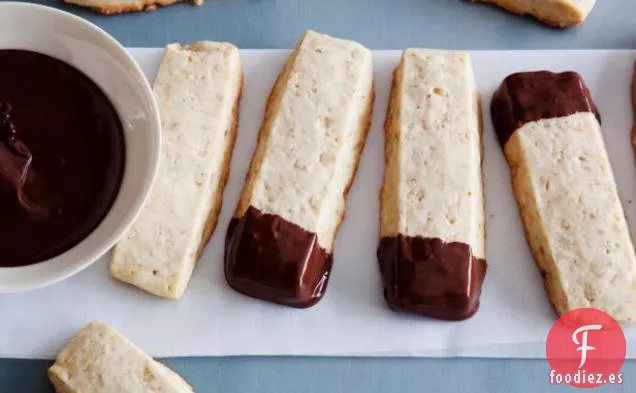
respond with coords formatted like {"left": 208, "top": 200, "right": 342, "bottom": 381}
{"left": 1, "top": 49, "right": 635, "bottom": 359}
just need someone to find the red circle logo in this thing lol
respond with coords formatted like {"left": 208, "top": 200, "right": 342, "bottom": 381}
{"left": 546, "top": 308, "right": 626, "bottom": 388}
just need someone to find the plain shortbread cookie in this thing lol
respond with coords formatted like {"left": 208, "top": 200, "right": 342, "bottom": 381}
{"left": 111, "top": 41, "right": 242, "bottom": 300}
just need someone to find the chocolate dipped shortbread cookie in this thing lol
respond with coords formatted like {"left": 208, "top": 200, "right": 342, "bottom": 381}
{"left": 225, "top": 30, "right": 374, "bottom": 308}
{"left": 492, "top": 71, "right": 636, "bottom": 324}
{"left": 378, "top": 49, "right": 487, "bottom": 321}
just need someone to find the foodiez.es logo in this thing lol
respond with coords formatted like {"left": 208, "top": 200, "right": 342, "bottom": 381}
{"left": 546, "top": 308, "right": 626, "bottom": 388}
{"left": 573, "top": 324, "right": 602, "bottom": 369}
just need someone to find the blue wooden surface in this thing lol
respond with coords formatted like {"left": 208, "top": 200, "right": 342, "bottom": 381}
{"left": 2, "top": 357, "right": 633, "bottom": 392}
{"left": 1, "top": 0, "right": 636, "bottom": 391}
{"left": 12, "top": 0, "right": 636, "bottom": 49}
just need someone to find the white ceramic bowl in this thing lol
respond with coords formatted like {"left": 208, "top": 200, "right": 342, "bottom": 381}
{"left": 0, "top": 3, "right": 161, "bottom": 293}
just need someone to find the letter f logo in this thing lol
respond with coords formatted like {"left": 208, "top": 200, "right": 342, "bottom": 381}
{"left": 572, "top": 324, "right": 603, "bottom": 368}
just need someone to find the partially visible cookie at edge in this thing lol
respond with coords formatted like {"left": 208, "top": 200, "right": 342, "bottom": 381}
{"left": 631, "top": 61, "right": 636, "bottom": 160}
{"left": 63, "top": 0, "right": 203, "bottom": 15}
{"left": 48, "top": 322, "right": 193, "bottom": 393}
{"left": 470, "top": 0, "right": 597, "bottom": 28}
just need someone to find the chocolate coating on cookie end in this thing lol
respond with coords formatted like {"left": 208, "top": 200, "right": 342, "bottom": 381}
{"left": 491, "top": 71, "right": 601, "bottom": 147}
{"left": 377, "top": 236, "right": 487, "bottom": 321}
{"left": 225, "top": 206, "right": 333, "bottom": 308}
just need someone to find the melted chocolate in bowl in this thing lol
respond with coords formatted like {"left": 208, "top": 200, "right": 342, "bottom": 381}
{"left": 0, "top": 50, "right": 125, "bottom": 267}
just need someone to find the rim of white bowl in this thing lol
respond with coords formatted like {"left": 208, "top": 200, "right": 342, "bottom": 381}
{"left": 0, "top": 2, "right": 161, "bottom": 293}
